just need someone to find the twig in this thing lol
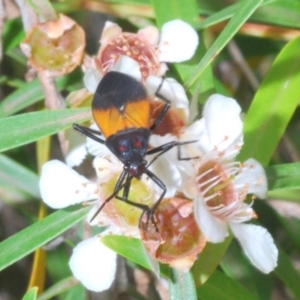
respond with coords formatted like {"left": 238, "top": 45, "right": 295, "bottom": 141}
{"left": 227, "top": 40, "right": 259, "bottom": 90}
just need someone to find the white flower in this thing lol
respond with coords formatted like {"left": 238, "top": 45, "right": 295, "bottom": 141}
{"left": 69, "top": 236, "right": 117, "bottom": 292}
{"left": 84, "top": 67, "right": 198, "bottom": 200}
{"left": 85, "top": 126, "right": 188, "bottom": 201}
{"left": 39, "top": 158, "right": 157, "bottom": 291}
{"left": 158, "top": 20, "right": 198, "bottom": 63}
{"left": 83, "top": 18, "right": 197, "bottom": 116}
{"left": 92, "top": 19, "right": 198, "bottom": 80}
{"left": 70, "top": 55, "right": 192, "bottom": 168}
{"left": 39, "top": 160, "right": 97, "bottom": 209}
{"left": 190, "top": 94, "right": 278, "bottom": 274}
{"left": 40, "top": 158, "right": 155, "bottom": 231}
{"left": 40, "top": 159, "right": 117, "bottom": 291}
{"left": 85, "top": 56, "right": 190, "bottom": 120}
{"left": 69, "top": 19, "right": 198, "bottom": 168}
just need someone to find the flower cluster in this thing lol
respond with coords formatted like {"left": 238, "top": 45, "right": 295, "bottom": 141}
{"left": 39, "top": 19, "right": 278, "bottom": 293}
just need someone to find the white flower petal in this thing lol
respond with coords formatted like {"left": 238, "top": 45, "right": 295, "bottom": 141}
{"left": 93, "top": 155, "right": 122, "bottom": 182}
{"left": 110, "top": 56, "right": 142, "bottom": 81}
{"left": 157, "top": 62, "right": 168, "bottom": 77}
{"left": 202, "top": 94, "right": 243, "bottom": 156}
{"left": 182, "top": 120, "right": 205, "bottom": 150}
{"left": 158, "top": 19, "right": 198, "bottom": 62}
{"left": 194, "top": 196, "right": 228, "bottom": 243}
{"left": 66, "top": 144, "right": 88, "bottom": 167}
{"left": 137, "top": 25, "right": 159, "bottom": 46}
{"left": 146, "top": 76, "right": 189, "bottom": 123}
{"left": 65, "top": 126, "right": 88, "bottom": 167}
{"left": 85, "top": 123, "right": 111, "bottom": 157}
{"left": 87, "top": 206, "right": 122, "bottom": 229}
{"left": 146, "top": 76, "right": 188, "bottom": 108}
{"left": 69, "top": 237, "right": 117, "bottom": 292}
{"left": 234, "top": 158, "right": 268, "bottom": 199}
{"left": 149, "top": 133, "right": 197, "bottom": 189}
{"left": 39, "top": 160, "right": 97, "bottom": 208}
{"left": 84, "top": 68, "right": 102, "bottom": 93}
{"left": 145, "top": 75, "right": 162, "bottom": 101}
{"left": 86, "top": 205, "right": 103, "bottom": 226}
{"left": 230, "top": 223, "right": 278, "bottom": 273}
{"left": 149, "top": 154, "right": 181, "bottom": 198}
{"left": 100, "top": 21, "right": 122, "bottom": 45}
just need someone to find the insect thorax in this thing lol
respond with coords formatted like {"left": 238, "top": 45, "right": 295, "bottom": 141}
{"left": 106, "top": 127, "right": 151, "bottom": 169}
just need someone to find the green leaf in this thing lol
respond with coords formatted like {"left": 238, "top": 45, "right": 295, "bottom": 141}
{"left": 22, "top": 287, "right": 38, "bottom": 300}
{"left": 192, "top": 236, "right": 232, "bottom": 287}
{"left": 0, "top": 77, "right": 75, "bottom": 118}
{"left": 0, "top": 205, "right": 91, "bottom": 271}
{"left": 63, "top": 284, "right": 85, "bottom": 300}
{"left": 221, "top": 238, "right": 273, "bottom": 300}
{"left": 238, "top": 36, "right": 300, "bottom": 165}
{"left": 275, "top": 247, "right": 300, "bottom": 299}
{"left": 185, "top": 0, "right": 263, "bottom": 88}
{"left": 101, "top": 235, "right": 153, "bottom": 271}
{"left": 197, "top": 270, "right": 257, "bottom": 300}
{"left": 169, "top": 269, "right": 197, "bottom": 300}
{"left": 253, "top": 0, "right": 300, "bottom": 29}
{"left": 3, "top": 17, "right": 25, "bottom": 53}
{"left": 150, "top": 0, "right": 199, "bottom": 26}
{"left": 195, "top": 2, "right": 242, "bottom": 30}
{"left": 276, "top": 214, "right": 300, "bottom": 254}
{"left": 266, "top": 163, "right": 300, "bottom": 191}
{"left": 0, "top": 154, "right": 40, "bottom": 198}
{"left": 37, "top": 277, "right": 79, "bottom": 300}
{"left": 267, "top": 189, "right": 300, "bottom": 202}
{"left": 195, "top": 0, "right": 298, "bottom": 30}
{"left": 151, "top": 0, "right": 215, "bottom": 102}
{"left": 0, "top": 108, "right": 91, "bottom": 153}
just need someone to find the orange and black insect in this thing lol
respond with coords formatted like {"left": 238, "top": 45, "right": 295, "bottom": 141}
{"left": 74, "top": 71, "right": 196, "bottom": 229}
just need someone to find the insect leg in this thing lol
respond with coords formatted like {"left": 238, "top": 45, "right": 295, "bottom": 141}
{"left": 146, "top": 140, "right": 199, "bottom": 168}
{"left": 139, "top": 169, "right": 166, "bottom": 231}
{"left": 113, "top": 171, "right": 153, "bottom": 218}
{"left": 114, "top": 171, "right": 132, "bottom": 201}
{"left": 73, "top": 123, "right": 105, "bottom": 144}
{"left": 149, "top": 77, "right": 171, "bottom": 132}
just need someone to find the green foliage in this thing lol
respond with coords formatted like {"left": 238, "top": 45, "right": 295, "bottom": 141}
{"left": 1, "top": 0, "right": 300, "bottom": 299}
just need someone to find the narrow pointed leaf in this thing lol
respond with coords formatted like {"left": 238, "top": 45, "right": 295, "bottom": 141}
{"left": 0, "top": 77, "right": 72, "bottom": 117}
{"left": 239, "top": 36, "right": 300, "bottom": 165}
{"left": 197, "top": 270, "right": 256, "bottom": 300}
{"left": 102, "top": 235, "right": 152, "bottom": 271}
{"left": 0, "top": 205, "right": 90, "bottom": 271}
{"left": 186, "top": 0, "right": 263, "bottom": 87}
{"left": 22, "top": 287, "right": 38, "bottom": 300}
{"left": 192, "top": 236, "right": 232, "bottom": 287}
{"left": 0, "top": 154, "right": 40, "bottom": 198}
{"left": 0, "top": 108, "right": 91, "bottom": 153}
{"left": 275, "top": 247, "right": 300, "bottom": 299}
{"left": 266, "top": 163, "right": 300, "bottom": 191}
{"left": 37, "top": 276, "right": 79, "bottom": 300}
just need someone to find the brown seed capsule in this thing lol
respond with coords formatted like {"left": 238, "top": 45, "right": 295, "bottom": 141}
{"left": 21, "top": 14, "right": 85, "bottom": 76}
{"left": 140, "top": 197, "right": 206, "bottom": 271}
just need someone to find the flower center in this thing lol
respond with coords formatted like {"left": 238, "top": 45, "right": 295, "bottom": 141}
{"left": 100, "top": 176, "right": 155, "bottom": 228}
{"left": 99, "top": 33, "right": 159, "bottom": 80}
{"left": 197, "top": 159, "right": 238, "bottom": 207}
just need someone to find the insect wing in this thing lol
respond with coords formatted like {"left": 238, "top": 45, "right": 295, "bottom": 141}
{"left": 92, "top": 72, "right": 150, "bottom": 137}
